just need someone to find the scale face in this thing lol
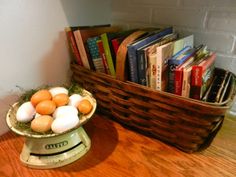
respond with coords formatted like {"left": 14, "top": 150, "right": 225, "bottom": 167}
{"left": 6, "top": 89, "right": 96, "bottom": 169}
{"left": 20, "top": 127, "right": 91, "bottom": 169}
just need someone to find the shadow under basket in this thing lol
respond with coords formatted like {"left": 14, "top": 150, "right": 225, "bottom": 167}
{"left": 71, "top": 64, "right": 236, "bottom": 153}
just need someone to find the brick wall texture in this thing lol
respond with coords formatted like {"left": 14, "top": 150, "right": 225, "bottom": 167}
{"left": 111, "top": 0, "right": 236, "bottom": 74}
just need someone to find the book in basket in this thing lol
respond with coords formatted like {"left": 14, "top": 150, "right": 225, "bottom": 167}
{"left": 127, "top": 27, "right": 173, "bottom": 83}
{"left": 73, "top": 25, "right": 120, "bottom": 70}
{"left": 190, "top": 53, "right": 216, "bottom": 100}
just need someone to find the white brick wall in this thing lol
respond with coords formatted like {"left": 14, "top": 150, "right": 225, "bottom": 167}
{"left": 111, "top": 0, "right": 236, "bottom": 74}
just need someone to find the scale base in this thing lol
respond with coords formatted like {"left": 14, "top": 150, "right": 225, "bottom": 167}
{"left": 20, "top": 127, "right": 91, "bottom": 169}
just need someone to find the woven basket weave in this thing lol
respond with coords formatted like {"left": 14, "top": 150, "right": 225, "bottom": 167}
{"left": 71, "top": 64, "right": 236, "bottom": 153}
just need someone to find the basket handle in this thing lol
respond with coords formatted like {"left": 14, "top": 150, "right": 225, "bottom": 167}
{"left": 116, "top": 31, "right": 147, "bottom": 81}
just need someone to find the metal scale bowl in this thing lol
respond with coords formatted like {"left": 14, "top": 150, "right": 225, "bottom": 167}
{"left": 6, "top": 89, "right": 97, "bottom": 169}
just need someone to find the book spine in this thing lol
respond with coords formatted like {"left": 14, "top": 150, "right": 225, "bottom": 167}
{"left": 148, "top": 53, "right": 157, "bottom": 89}
{"left": 181, "top": 68, "right": 192, "bottom": 97}
{"left": 127, "top": 27, "right": 173, "bottom": 83}
{"left": 191, "top": 66, "right": 203, "bottom": 86}
{"left": 127, "top": 45, "right": 139, "bottom": 83}
{"left": 66, "top": 29, "right": 83, "bottom": 66}
{"left": 111, "top": 38, "right": 121, "bottom": 56}
{"left": 174, "top": 68, "right": 183, "bottom": 95}
{"left": 73, "top": 31, "right": 91, "bottom": 69}
{"left": 87, "top": 37, "right": 105, "bottom": 73}
{"left": 101, "top": 33, "right": 116, "bottom": 76}
{"left": 156, "top": 50, "right": 162, "bottom": 90}
{"left": 137, "top": 49, "right": 147, "bottom": 85}
{"left": 168, "top": 64, "right": 177, "bottom": 93}
{"left": 190, "top": 86, "right": 201, "bottom": 100}
{"left": 97, "top": 40, "right": 110, "bottom": 74}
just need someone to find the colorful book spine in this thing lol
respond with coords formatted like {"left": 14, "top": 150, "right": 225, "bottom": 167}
{"left": 168, "top": 46, "right": 193, "bottom": 93}
{"left": 65, "top": 27, "right": 83, "bottom": 66}
{"left": 174, "top": 56, "right": 195, "bottom": 95}
{"left": 127, "top": 27, "right": 173, "bottom": 83}
{"left": 101, "top": 33, "right": 116, "bottom": 76}
{"left": 190, "top": 53, "right": 216, "bottom": 99}
{"left": 87, "top": 36, "right": 105, "bottom": 73}
{"left": 97, "top": 39, "right": 110, "bottom": 74}
{"left": 156, "top": 42, "right": 174, "bottom": 91}
{"left": 111, "top": 38, "right": 122, "bottom": 56}
{"left": 191, "top": 53, "right": 216, "bottom": 87}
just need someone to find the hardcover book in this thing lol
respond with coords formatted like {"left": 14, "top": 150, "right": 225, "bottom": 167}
{"left": 97, "top": 39, "right": 110, "bottom": 74}
{"left": 137, "top": 33, "right": 178, "bottom": 87}
{"left": 73, "top": 25, "right": 120, "bottom": 69}
{"left": 168, "top": 46, "right": 194, "bottom": 93}
{"left": 87, "top": 36, "right": 105, "bottom": 73}
{"left": 190, "top": 53, "right": 216, "bottom": 100}
{"left": 101, "top": 32, "right": 120, "bottom": 76}
{"left": 65, "top": 27, "right": 83, "bottom": 66}
{"left": 127, "top": 27, "right": 173, "bottom": 83}
{"left": 174, "top": 56, "right": 195, "bottom": 95}
{"left": 181, "top": 45, "right": 210, "bottom": 97}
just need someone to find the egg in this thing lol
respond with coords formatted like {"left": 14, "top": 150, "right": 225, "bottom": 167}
{"left": 53, "top": 105, "right": 78, "bottom": 119}
{"left": 16, "top": 101, "right": 36, "bottom": 122}
{"left": 34, "top": 113, "right": 42, "bottom": 118}
{"left": 31, "top": 115, "right": 54, "bottom": 133}
{"left": 68, "top": 94, "right": 83, "bottom": 107}
{"left": 51, "top": 114, "right": 79, "bottom": 134}
{"left": 52, "top": 93, "right": 69, "bottom": 107}
{"left": 49, "top": 87, "right": 68, "bottom": 97}
{"left": 77, "top": 99, "right": 93, "bottom": 115}
{"left": 30, "top": 89, "right": 52, "bottom": 106}
{"left": 36, "top": 100, "right": 56, "bottom": 115}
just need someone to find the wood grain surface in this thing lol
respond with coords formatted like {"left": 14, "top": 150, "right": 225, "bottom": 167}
{"left": 0, "top": 114, "right": 235, "bottom": 177}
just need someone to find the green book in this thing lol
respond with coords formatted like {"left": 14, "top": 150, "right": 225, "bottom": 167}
{"left": 101, "top": 33, "right": 117, "bottom": 76}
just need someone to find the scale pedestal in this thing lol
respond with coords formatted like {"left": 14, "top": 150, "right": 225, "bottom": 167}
{"left": 20, "top": 126, "right": 91, "bottom": 169}
{"left": 6, "top": 89, "right": 96, "bottom": 169}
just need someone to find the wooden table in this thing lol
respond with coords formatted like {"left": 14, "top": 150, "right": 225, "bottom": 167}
{"left": 0, "top": 114, "right": 235, "bottom": 177}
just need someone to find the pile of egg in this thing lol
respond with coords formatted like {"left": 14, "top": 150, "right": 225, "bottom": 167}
{"left": 16, "top": 87, "right": 93, "bottom": 134}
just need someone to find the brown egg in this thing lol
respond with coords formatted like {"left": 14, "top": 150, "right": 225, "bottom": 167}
{"left": 36, "top": 100, "right": 56, "bottom": 115}
{"left": 52, "top": 93, "right": 69, "bottom": 107}
{"left": 31, "top": 115, "right": 54, "bottom": 133}
{"left": 31, "top": 89, "right": 52, "bottom": 106}
{"left": 77, "top": 99, "right": 93, "bottom": 115}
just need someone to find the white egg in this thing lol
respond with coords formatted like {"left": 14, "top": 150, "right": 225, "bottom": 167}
{"left": 52, "top": 105, "right": 78, "bottom": 119}
{"left": 51, "top": 114, "right": 79, "bottom": 133}
{"left": 16, "top": 101, "right": 36, "bottom": 122}
{"left": 68, "top": 94, "right": 83, "bottom": 107}
{"left": 34, "top": 113, "right": 42, "bottom": 119}
{"left": 49, "top": 87, "right": 68, "bottom": 97}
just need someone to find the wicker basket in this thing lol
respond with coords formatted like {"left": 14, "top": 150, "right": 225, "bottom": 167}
{"left": 71, "top": 64, "right": 236, "bottom": 153}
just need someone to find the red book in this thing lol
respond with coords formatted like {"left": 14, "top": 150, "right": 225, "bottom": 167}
{"left": 174, "top": 56, "right": 195, "bottom": 95}
{"left": 190, "top": 53, "right": 216, "bottom": 99}
{"left": 111, "top": 38, "right": 122, "bottom": 56}
{"left": 97, "top": 40, "right": 110, "bottom": 74}
{"left": 65, "top": 27, "right": 83, "bottom": 66}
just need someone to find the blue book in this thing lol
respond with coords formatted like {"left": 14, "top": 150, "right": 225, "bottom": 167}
{"left": 168, "top": 46, "right": 193, "bottom": 65}
{"left": 127, "top": 27, "right": 173, "bottom": 83}
{"left": 87, "top": 36, "right": 105, "bottom": 73}
{"left": 168, "top": 46, "right": 196, "bottom": 93}
{"left": 136, "top": 33, "right": 178, "bottom": 86}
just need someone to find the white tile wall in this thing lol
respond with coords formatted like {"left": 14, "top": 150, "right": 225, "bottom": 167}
{"left": 111, "top": 0, "right": 236, "bottom": 74}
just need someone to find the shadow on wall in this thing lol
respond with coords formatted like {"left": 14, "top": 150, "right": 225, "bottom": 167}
{"left": 40, "top": 31, "right": 72, "bottom": 87}
{"left": 0, "top": 94, "right": 19, "bottom": 135}
{"left": 60, "top": 0, "right": 111, "bottom": 26}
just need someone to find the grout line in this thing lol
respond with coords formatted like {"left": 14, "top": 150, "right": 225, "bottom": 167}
{"left": 203, "top": 11, "right": 208, "bottom": 30}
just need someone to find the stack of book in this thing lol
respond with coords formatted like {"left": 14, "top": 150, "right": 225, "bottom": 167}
{"left": 65, "top": 24, "right": 219, "bottom": 102}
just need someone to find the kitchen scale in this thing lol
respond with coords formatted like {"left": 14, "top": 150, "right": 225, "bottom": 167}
{"left": 6, "top": 89, "right": 96, "bottom": 169}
